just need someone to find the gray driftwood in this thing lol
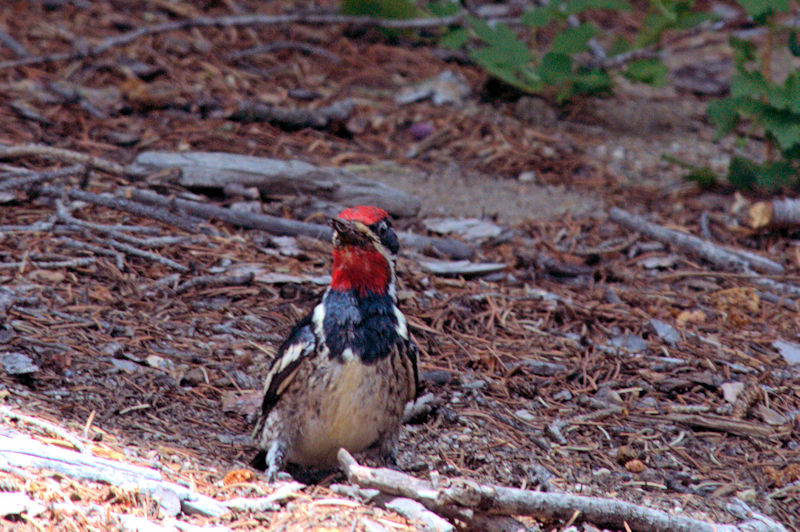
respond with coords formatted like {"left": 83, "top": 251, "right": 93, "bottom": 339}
{"left": 609, "top": 207, "right": 784, "bottom": 274}
{"left": 126, "top": 188, "right": 474, "bottom": 260}
{"left": 129, "top": 151, "right": 421, "bottom": 218}
{"left": 0, "top": 427, "right": 228, "bottom": 517}
{"left": 338, "top": 449, "right": 787, "bottom": 532}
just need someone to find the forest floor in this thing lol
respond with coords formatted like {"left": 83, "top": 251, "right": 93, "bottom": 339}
{"left": 0, "top": 1, "right": 798, "bottom": 531}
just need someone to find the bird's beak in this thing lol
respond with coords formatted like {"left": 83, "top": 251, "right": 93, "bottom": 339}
{"left": 330, "top": 217, "right": 369, "bottom": 246}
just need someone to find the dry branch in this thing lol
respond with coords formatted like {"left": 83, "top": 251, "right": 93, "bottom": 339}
{"left": 130, "top": 151, "right": 421, "bottom": 218}
{"left": 0, "top": 12, "right": 465, "bottom": 71}
{"left": 0, "top": 164, "right": 84, "bottom": 192}
{"left": 0, "top": 427, "right": 227, "bottom": 517}
{"left": 0, "top": 144, "right": 126, "bottom": 176}
{"left": 337, "top": 449, "right": 787, "bottom": 532}
{"left": 230, "top": 98, "right": 354, "bottom": 130}
{"left": 749, "top": 198, "right": 800, "bottom": 230}
{"left": 227, "top": 41, "right": 341, "bottom": 63}
{"left": 39, "top": 186, "right": 206, "bottom": 233}
{"left": 609, "top": 207, "right": 783, "bottom": 274}
{"left": 126, "top": 188, "right": 474, "bottom": 259}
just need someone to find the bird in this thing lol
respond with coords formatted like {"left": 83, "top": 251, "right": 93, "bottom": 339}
{"left": 252, "top": 205, "right": 419, "bottom": 480}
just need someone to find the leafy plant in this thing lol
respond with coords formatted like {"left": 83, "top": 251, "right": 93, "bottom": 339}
{"left": 435, "top": 0, "right": 709, "bottom": 102}
{"left": 707, "top": 0, "right": 800, "bottom": 191}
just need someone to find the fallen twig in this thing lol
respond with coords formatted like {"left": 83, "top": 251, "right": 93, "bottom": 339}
{"left": 546, "top": 406, "right": 623, "bottom": 445}
{"left": 337, "top": 449, "right": 788, "bottom": 532}
{"left": 0, "top": 27, "right": 29, "bottom": 57}
{"left": 126, "top": 188, "right": 474, "bottom": 259}
{"left": 227, "top": 40, "right": 341, "bottom": 63}
{"left": 230, "top": 98, "right": 354, "bottom": 129}
{"left": 175, "top": 272, "right": 254, "bottom": 294}
{"left": 0, "top": 257, "right": 96, "bottom": 270}
{"left": 0, "top": 12, "right": 465, "bottom": 71}
{"left": 0, "top": 164, "right": 84, "bottom": 192}
{"left": 609, "top": 207, "right": 784, "bottom": 274}
{"left": 0, "top": 144, "right": 126, "bottom": 176}
{"left": 1, "top": 407, "right": 87, "bottom": 454}
{"left": 104, "top": 239, "right": 188, "bottom": 272}
{"left": 39, "top": 186, "right": 206, "bottom": 233}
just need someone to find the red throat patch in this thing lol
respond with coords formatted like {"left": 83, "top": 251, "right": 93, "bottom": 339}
{"left": 337, "top": 205, "right": 388, "bottom": 225}
{"left": 330, "top": 246, "right": 390, "bottom": 296}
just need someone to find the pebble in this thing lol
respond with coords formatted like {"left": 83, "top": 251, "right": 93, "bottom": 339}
{"left": 514, "top": 409, "right": 535, "bottom": 423}
{"left": 553, "top": 390, "right": 572, "bottom": 401}
{"left": 518, "top": 170, "right": 537, "bottom": 182}
{"left": 609, "top": 333, "right": 648, "bottom": 353}
{"left": 647, "top": 319, "right": 681, "bottom": 345}
{"left": 0, "top": 352, "right": 39, "bottom": 375}
{"left": 460, "top": 379, "right": 486, "bottom": 390}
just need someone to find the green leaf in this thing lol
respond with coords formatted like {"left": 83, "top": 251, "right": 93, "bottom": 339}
{"left": 727, "top": 156, "right": 758, "bottom": 190}
{"left": 570, "top": 68, "right": 612, "bottom": 96}
{"left": 539, "top": 52, "right": 573, "bottom": 84}
{"left": 734, "top": 0, "right": 789, "bottom": 19}
{"left": 729, "top": 36, "right": 757, "bottom": 66}
{"left": 761, "top": 108, "right": 800, "bottom": 152}
{"left": 623, "top": 59, "right": 668, "bottom": 85}
{"left": 755, "top": 161, "right": 797, "bottom": 190}
{"left": 730, "top": 70, "right": 771, "bottom": 99}
{"left": 521, "top": 6, "right": 553, "bottom": 27}
{"left": 440, "top": 27, "right": 470, "bottom": 49}
{"left": 790, "top": 31, "right": 800, "bottom": 58}
{"left": 685, "top": 167, "right": 719, "bottom": 188}
{"left": 708, "top": 97, "right": 743, "bottom": 138}
{"left": 608, "top": 36, "right": 631, "bottom": 56}
{"left": 564, "top": 0, "right": 633, "bottom": 15}
{"left": 427, "top": 0, "right": 460, "bottom": 17}
{"left": 551, "top": 22, "right": 599, "bottom": 54}
{"left": 341, "top": 0, "right": 421, "bottom": 18}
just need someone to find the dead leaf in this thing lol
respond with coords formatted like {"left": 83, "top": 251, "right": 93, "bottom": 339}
{"left": 711, "top": 287, "right": 760, "bottom": 313}
{"left": 28, "top": 270, "right": 65, "bottom": 283}
{"left": 625, "top": 459, "right": 646, "bottom": 473}
{"left": 676, "top": 309, "right": 706, "bottom": 326}
{"left": 756, "top": 404, "right": 787, "bottom": 426}
{"left": 223, "top": 469, "right": 255, "bottom": 486}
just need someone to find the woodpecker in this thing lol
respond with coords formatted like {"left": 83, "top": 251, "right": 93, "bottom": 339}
{"left": 252, "top": 205, "right": 419, "bottom": 480}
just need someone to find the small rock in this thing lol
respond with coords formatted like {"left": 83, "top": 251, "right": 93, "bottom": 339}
{"left": 461, "top": 379, "right": 486, "bottom": 390}
{"left": 647, "top": 319, "right": 680, "bottom": 345}
{"left": 181, "top": 367, "right": 207, "bottom": 386}
{"left": 409, "top": 121, "right": 434, "bottom": 140}
{"left": 521, "top": 359, "right": 568, "bottom": 376}
{"left": 514, "top": 409, "right": 535, "bottom": 423}
{"left": 638, "top": 254, "right": 680, "bottom": 269}
{"left": 609, "top": 334, "right": 648, "bottom": 353}
{"left": 152, "top": 487, "right": 182, "bottom": 517}
{"left": 0, "top": 352, "right": 39, "bottom": 375}
{"left": 102, "top": 342, "right": 125, "bottom": 357}
{"left": 720, "top": 382, "right": 744, "bottom": 403}
{"left": 0, "top": 492, "right": 46, "bottom": 517}
{"left": 229, "top": 201, "right": 262, "bottom": 214}
{"left": 773, "top": 340, "right": 800, "bottom": 364}
{"left": 518, "top": 170, "right": 537, "bottom": 183}
{"left": 145, "top": 355, "right": 175, "bottom": 372}
{"left": 553, "top": 390, "right": 572, "bottom": 401}
{"left": 110, "top": 358, "right": 140, "bottom": 374}
{"left": 395, "top": 70, "right": 470, "bottom": 106}
{"left": 592, "top": 468, "right": 611, "bottom": 478}
{"left": 422, "top": 218, "right": 504, "bottom": 242}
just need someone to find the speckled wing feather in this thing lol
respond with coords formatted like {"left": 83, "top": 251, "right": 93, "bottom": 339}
{"left": 256, "top": 311, "right": 317, "bottom": 423}
{"left": 402, "top": 333, "right": 420, "bottom": 400}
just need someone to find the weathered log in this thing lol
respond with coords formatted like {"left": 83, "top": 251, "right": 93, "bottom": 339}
{"left": 609, "top": 207, "right": 783, "bottom": 274}
{"left": 0, "top": 427, "right": 227, "bottom": 517}
{"left": 749, "top": 198, "right": 800, "bottom": 230}
{"left": 129, "top": 151, "right": 421, "bottom": 218}
{"left": 337, "top": 449, "right": 788, "bottom": 532}
{"left": 126, "top": 188, "right": 474, "bottom": 259}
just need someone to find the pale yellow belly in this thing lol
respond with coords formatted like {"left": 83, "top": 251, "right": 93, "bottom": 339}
{"left": 288, "top": 355, "right": 405, "bottom": 466}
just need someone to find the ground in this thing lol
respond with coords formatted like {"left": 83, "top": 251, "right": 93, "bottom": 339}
{"left": 0, "top": 1, "right": 798, "bottom": 531}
